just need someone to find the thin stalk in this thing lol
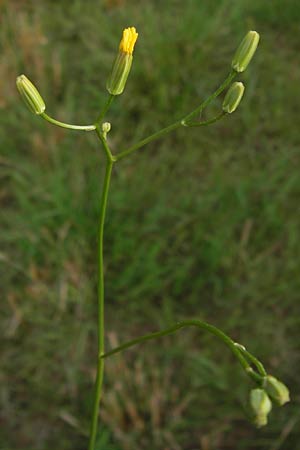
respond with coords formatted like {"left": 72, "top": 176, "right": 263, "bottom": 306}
{"left": 182, "top": 111, "right": 226, "bottom": 127}
{"left": 234, "top": 344, "right": 267, "bottom": 377}
{"left": 100, "top": 319, "right": 262, "bottom": 383}
{"left": 115, "top": 120, "right": 181, "bottom": 161}
{"left": 95, "top": 94, "right": 114, "bottom": 125}
{"left": 95, "top": 126, "right": 116, "bottom": 162}
{"left": 41, "top": 113, "right": 95, "bottom": 131}
{"left": 88, "top": 153, "right": 114, "bottom": 450}
{"left": 183, "top": 70, "right": 236, "bottom": 123}
{"left": 115, "top": 70, "right": 236, "bottom": 161}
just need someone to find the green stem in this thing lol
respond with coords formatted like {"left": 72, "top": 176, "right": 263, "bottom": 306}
{"left": 100, "top": 319, "right": 262, "bottom": 383}
{"left": 182, "top": 111, "right": 226, "bottom": 127}
{"left": 115, "top": 70, "right": 236, "bottom": 161}
{"left": 88, "top": 148, "right": 114, "bottom": 450}
{"left": 95, "top": 126, "right": 116, "bottom": 162}
{"left": 183, "top": 70, "right": 236, "bottom": 122}
{"left": 95, "top": 94, "right": 114, "bottom": 125}
{"left": 41, "top": 112, "right": 95, "bottom": 131}
{"left": 234, "top": 343, "right": 267, "bottom": 377}
{"left": 115, "top": 120, "right": 181, "bottom": 161}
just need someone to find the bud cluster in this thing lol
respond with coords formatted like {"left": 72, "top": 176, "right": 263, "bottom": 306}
{"left": 250, "top": 375, "right": 290, "bottom": 427}
{"left": 222, "top": 30, "right": 260, "bottom": 115}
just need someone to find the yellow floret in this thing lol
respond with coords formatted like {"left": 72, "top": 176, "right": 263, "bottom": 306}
{"left": 119, "top": 27, "right": 138, "bottom": 54}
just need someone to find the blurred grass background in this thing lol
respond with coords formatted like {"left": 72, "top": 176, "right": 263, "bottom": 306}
{"left": 1, "top": 0, "right": 300, "bottom": 449}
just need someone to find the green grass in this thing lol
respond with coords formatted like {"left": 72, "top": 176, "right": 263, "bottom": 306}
{"left": 1, "top": 0, "right": 300, "bottom": 449}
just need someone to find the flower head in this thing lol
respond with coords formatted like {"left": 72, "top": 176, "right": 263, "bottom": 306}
{"left": 119, "top": 27, "right": 138, "bottom": 55}
{"left": 263, "top": 376, "right": 290, "bottom": 406}
{"left": 222, "top": 82, "right": 245, "bottom": 113}
{"left": 250, "top": 388, "right": 272, "bottom": 428}
{"left": 16, "top": 74, "right": 46, "bottom": 115}
{"left": 107, "top": 26, "right": 138, "bottom": 96}
{"left": 232, "top": 31, "right": 260, "bottom": 73}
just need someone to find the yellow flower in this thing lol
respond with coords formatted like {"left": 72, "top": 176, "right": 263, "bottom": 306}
{"left": 119, "top": 27, "right": 138, "bottom": 55}
{"left": 107, "top": 27, "right": 139, "bottom": 96}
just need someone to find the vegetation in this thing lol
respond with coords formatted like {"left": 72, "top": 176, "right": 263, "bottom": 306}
{"left": 1, "top": 0, "right": 299, "bottom": 449}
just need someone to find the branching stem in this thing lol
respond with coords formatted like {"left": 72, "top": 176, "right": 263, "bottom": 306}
{"left": 115, "top": 70, "right": 236, "bottom": 161}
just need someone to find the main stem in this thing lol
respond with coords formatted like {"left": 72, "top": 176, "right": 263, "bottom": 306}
{"left": 86, "top": 69, "right": 238, "bottom": 447}
{"left": 88, "top": 156, "right": 113, "bottom": 450}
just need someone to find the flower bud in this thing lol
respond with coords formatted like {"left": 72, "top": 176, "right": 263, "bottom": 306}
{"left": 106, "top": 27, "right": 138, "bottom": 96}
{"left": 102, "top": 122, "right": 111, "bottom": 134}
{"left": 222, "top": 82, "right": 245, "bottom": 113}
{"left": 232, "top": 31, "right": 260, "bottom": 73}
{"left": 16, "top": 74, "right": 46, "bottom": 115}
{"left": 250, "top": 389, "right": 272, "bottom": 428}
{"left": 102, "top": 122, "right": 111, "bottom": 139}
{"left": 263, "top": 376, "right": 290, "bottom": 406}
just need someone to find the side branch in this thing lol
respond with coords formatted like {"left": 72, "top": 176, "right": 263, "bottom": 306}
{"left": 41, "top": 113, "right": 96, "bottom": 131}
{"left": 115, "top": 70, "right": 236, "bottom": 161}
{"left": 100, "top": 319, "right": 263, "bottom": 383}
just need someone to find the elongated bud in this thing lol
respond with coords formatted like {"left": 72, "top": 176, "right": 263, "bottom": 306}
{"left": 232, "top": 31, "right": 260, "bottom": 73}
{"left": 16, "top": 74, "right": 46, "bottom": 115}
{"left": 250, "top": 389, "right": 272, "bottom": 428}
{"left": 222, "top": 82, "right": 245, "bottom": 113}
{"left": 263, "top": 376, "right": 290, "bottom": 406}
{"left": 106, "top": 27, "right": 138, "bottom": 95}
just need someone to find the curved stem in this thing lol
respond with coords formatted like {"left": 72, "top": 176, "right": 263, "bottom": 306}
{"left": 88, "top": 153, "right": 114, "bottom": 450}
{"left": 41, "top": 112, "right": 95, "bottom": 131}
{"left": 234, "top": 343, "right": 267, "bottom": 377}
{"left": 115, "top": 70, "right": 236, "bottom": 161}
{"left": 100, "top": 319, "right": 262, "bottom": 383}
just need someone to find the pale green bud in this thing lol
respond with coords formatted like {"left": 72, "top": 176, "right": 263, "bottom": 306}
{"left": 222, "top": 82, "right": 245, "bottom": 113}
{"left": 263, "top": 376, "right": 290, "bottom": 406}
{"left": 16, "top": 74, "right": 46, "bottom": 115}
{"left": 232, "top": 31, "right": 260, "bottom": 73}
{"left": 250, "top": 388, "right": 272, "bottom": 428}
{"left": 102, "top": 122, "right": 111, "bottom": 139}
{"left": 102, "top": 122, "right": 111, "bottom": 134}
{"left": 106, "top": 27, "right": 138, "bottom": 96}
{"left": 107, "top": 52, "right": 133, "bottom": 95}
